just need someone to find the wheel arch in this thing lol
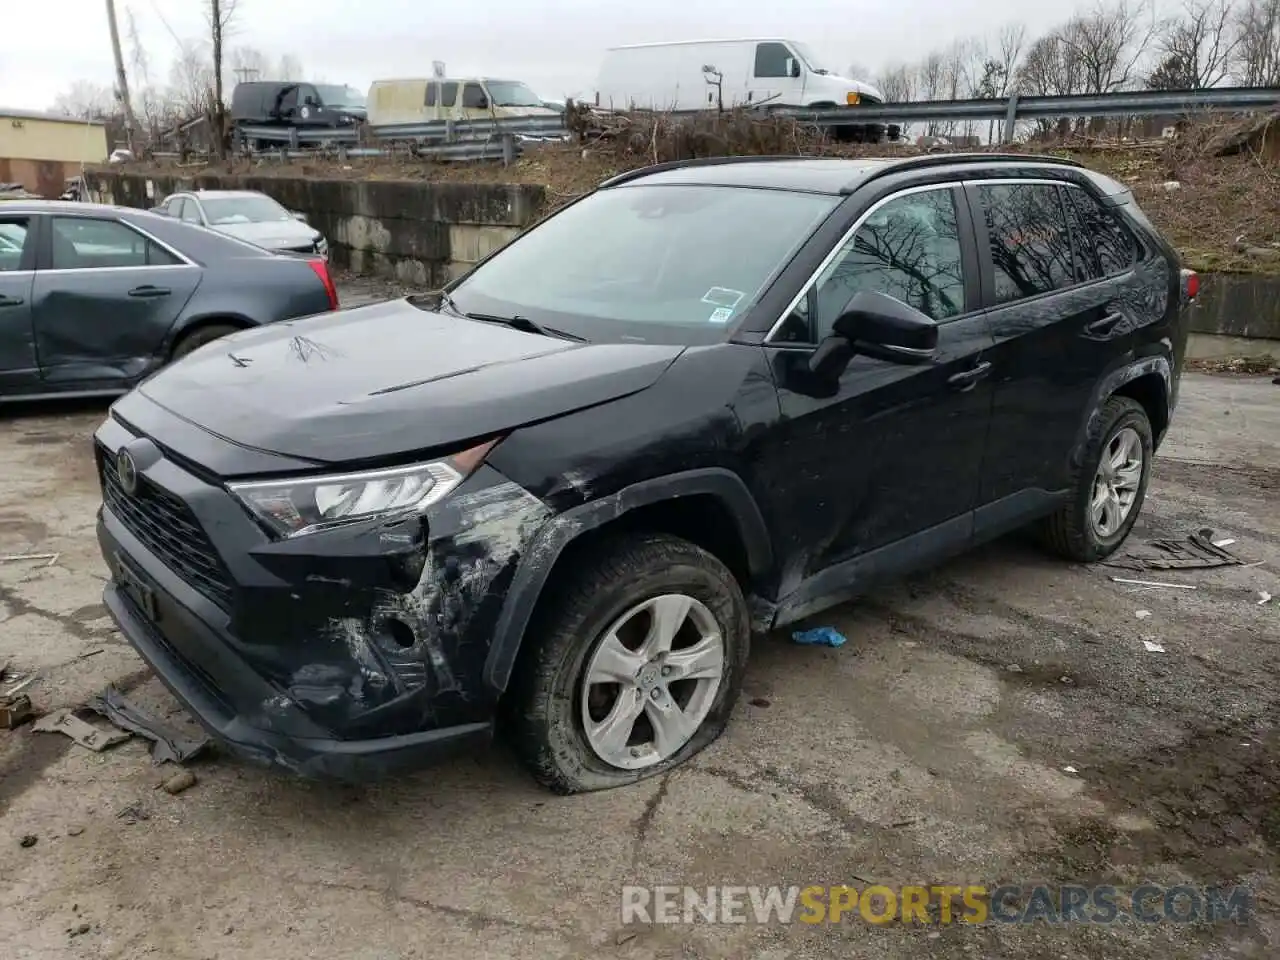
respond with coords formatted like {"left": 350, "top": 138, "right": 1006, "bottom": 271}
{"left": 483, "top": 468, "right": 773, "bottom": 695}
{"left": 1072, "top": 356, "right": 1172, "bottom": 469}
{"left": 169, "top": 313, "right": 257, "bottom": 357}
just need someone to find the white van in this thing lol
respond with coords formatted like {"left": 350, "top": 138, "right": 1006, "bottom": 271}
{"left": 594, "top": 39, "right": 888, "bottom": 138}
{"left": 367, "top": 77, "right": 560, "bottom": 127}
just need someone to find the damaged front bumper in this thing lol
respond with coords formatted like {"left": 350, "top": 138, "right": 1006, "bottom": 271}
{"left": 93, "top": 410, "right": 551, "bottom": 781}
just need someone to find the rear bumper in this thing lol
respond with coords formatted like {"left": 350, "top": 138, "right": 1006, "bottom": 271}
{"left": 98, "top": 510, "right": 492, "bottom": 781}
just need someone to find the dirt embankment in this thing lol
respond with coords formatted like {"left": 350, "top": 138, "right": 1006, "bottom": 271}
{"left": 104, "top": 112, "right": 1280, "bottom": 276}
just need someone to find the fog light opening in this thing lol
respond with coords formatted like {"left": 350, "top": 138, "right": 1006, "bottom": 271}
{"left": 378, "top": 617, "right": 417, "bottom": 651}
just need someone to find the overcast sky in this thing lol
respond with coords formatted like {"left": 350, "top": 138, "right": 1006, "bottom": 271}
{"left": 2, "top": 1, "right": 1094, "bottom": 110}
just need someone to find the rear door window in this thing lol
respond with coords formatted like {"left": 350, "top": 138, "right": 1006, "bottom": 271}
{"left": 50, "top": 218, "right": 180, "bottom": 269}
{"left": 975, "top": 183, "right": 1075, "bottom": 304}
{"left": 1065, "top": 186, "right": 1138, "bottom": 280}
{"left": 441, "top": 82, "right": 458, "bottom": 108}
{"left": 424, "top": 83, "right": 438, "bottom": 107}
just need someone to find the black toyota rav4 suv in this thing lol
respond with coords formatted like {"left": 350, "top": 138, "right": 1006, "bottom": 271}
{"left": 95, "top": 154, "right": 1198, "bottom": 793}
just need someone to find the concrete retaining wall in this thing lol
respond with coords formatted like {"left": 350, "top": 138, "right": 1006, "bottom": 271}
{"left": 1189, "top": 273, "right": 1280, "bottom": 343}
{"left": 76, "top": 171, "right": 1280, "bottom": 352}
{"left": 84, "top": 171, "right": 546, "bottom": 288}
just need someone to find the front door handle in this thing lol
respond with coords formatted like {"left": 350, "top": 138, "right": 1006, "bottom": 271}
{"left": 128, "top": 285, "right": 171, "bottom": 298}
{"left": 1086, "top": 312, "right": 1125, "bottom": 336}
{"left": 0, "top": 295, "right": 24, "bottom": 307}
{"left": 947, "top": 360, "right": 992, "bottom": 392}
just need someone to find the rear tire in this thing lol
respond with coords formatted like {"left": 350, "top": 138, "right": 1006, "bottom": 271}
{"left": 171, "top": 324, "right": 240, "bottom": 361}
{"left": 508, "top": 533, "right": 749, "bottom": 795}
{"left": 1038, "top": 396, "right": 1153, "bottom": 562}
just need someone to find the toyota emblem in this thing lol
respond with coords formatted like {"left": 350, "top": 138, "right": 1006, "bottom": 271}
{"left": 116, "top": 448, "right": 139, "bottom": 495}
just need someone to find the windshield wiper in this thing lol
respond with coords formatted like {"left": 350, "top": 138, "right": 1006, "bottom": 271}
{"left": 465, "top": 312, "right": 587, "bottom": 343}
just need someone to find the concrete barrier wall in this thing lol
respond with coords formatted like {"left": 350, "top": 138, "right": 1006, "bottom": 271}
{"left": 84, "top": 171, "right": 547, "bottom": 288}
{"left": 1189, "top": 273, "right": 1280, "bottom": 341}
{"left": 79, "top": 171, "right": 1280, "bottom": 351}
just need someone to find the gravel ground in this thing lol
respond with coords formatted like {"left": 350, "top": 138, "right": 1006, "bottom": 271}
{"left": 1, "top": 304, "right": 1277, "bottom": 958}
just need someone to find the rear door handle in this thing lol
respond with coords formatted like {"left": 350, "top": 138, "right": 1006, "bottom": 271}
{"left": 128, "top": 285, "right": 171, "bottom": 298}
{"left": 1086, "top": 312, "right": 1125, "bottom": 336}
{"left": 0, "top": 295, "right": 24, "bottom": 307}
{"left": 947, "top": 360, "right": 992, "bottom": 391}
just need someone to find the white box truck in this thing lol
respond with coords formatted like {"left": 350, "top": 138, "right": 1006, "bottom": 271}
{"left": 592, "top": 39, "right": 892, "bottom": 140}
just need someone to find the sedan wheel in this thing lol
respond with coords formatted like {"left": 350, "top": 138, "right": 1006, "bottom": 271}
{"left": 1089, "top": 426, "right": 1144, "bottom": 538}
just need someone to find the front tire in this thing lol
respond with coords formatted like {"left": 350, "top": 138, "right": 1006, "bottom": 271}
{"left": 509, "top": 533, "right": 749, "bottom": 794}
{"left": 1039, "top": 396, "right": 1153, "bottom": 562}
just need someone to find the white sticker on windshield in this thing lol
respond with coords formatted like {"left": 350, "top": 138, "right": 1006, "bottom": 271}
{"left": 702, "top": 287, "right": 745, "bottom": 310}
{"left": 708, "top": 307, "right": 734, "bottom": 324}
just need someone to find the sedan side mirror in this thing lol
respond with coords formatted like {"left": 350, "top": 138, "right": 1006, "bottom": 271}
{"left": 808, "top": 290, "right": 938, "bottom": 377}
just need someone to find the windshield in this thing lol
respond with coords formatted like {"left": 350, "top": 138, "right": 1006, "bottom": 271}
{"left": 315, "top": 84, "right": 367, "bottom": 108}
{"left": 485, "top": 81, "right": 544, "bottom": 108}
{"left": 448, "top": 184, "right": 838, "bottom": 344}
{"left": 200, "top": 195, "right": 293, "bottom": 225}
{"left": 791, "top": 42, "right": 829, "bottom": 75}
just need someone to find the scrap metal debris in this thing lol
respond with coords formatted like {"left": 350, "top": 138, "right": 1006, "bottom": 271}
{"left": 86, "top": 686, "right": 210, "bottom": 765}
{"left": 792, "top": 626, "right": 847, "bottom": 648}
{"left": 20, "top": 834, "right": 37, "bottom": 848}
{"left": 1102, "top": 528, "right": 1245, "bottom": 571}
{"left": 32, "top": 711, "right": 131, "bottom": 752}
{"left": 1111, "top": 577, "right": 1197, "bottom": 590}
{"left": 0, "top": 694, "right": 33, "bottom": 729}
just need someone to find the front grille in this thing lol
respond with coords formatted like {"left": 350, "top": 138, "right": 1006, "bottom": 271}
{"left": 98, "top": 444, "right": 235, "bottom": 611}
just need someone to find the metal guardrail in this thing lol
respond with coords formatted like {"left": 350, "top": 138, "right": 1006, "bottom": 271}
{"left": 368, "top": 114, "right": 567, "bottom": 142}
{"left": 778, "top": 87, "right": 1280, "bottom": 141}
{"left": 217, "top": 86, "right": 1280, "bottom": 160}
{"left": 234, "top": 138, "right": 521, "bottom": 164}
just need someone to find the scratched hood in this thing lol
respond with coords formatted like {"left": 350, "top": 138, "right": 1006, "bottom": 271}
{"left": 137, "top": 299, "right": 683, "bottom": 465}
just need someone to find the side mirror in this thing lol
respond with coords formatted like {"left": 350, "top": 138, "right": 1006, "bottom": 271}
{"left": 808, "top": 290, "right": 938, "bottom": 376}
{"left": 787, "top": 58, "right": 801, "bottom": 79}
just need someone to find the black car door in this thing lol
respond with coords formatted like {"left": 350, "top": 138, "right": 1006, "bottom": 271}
{"left": 31, "top": 214, "right": 202, "bottom": 385}
{"left": 0, "top": 212, "right": 38, "bottom": 394}
{"left": 965, "top": 178, "right": 1142, "bottom": 524}
{"left": 758, "top": 183, "right": 996, "bottom": 616}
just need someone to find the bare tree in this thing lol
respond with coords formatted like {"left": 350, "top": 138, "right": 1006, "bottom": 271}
{"left": 877, "top": 63, "right": 918, "bottom": 102}
{"left": 278, "top": 53, "right": 304, "bottom": 81}
{"left": 168, "top": 40, "right": 216, "bottom": 116}
{"left": 229, "top": 45, "right": 271, "bottom": 82}
{"left": 52, "top": 81, "right": 116, "bottom": 119}
{"left": 1234, "top": 0, "right": 1280, "bottom": 84}
{"left": 1154, "top": 0, "right": 1238, "bottom": 87}
{"left": 1059, "top": 0, "right": 1159, "bottom": 94}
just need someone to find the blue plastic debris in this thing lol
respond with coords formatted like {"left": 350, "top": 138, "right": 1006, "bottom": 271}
{"left": 791, "top": 627, "right": 847, "bottom": 648}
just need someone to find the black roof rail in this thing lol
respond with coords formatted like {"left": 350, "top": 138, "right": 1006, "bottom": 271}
{"left": 598, "top": 154, "right": 830, "bottom": 190}
{"left": 846, "top": 151, "right": 1085, "bottom": 193}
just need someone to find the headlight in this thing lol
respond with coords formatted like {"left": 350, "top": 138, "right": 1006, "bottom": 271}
{"left": 229, "top": 438, "right": 499, "bottom": 538}
{"left": 315, "top": 236, "right": 328, "bottom": 255}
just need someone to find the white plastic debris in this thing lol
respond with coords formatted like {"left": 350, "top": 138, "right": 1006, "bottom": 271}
{"left": 1162, "top": 180, "right": 1182, "bottom": 192}
{"left": 1143, "top": 640, "right": 1166, "bottom": 653}
{"left": 1111, "top": 577, "right": 1197, "bottom": 590}
{"left": 1213, "top": 538, "right": 1236, "bottom": 547}
{"left": 1136, "top": 610, "right": 1152, "bottom": 620}
{"left": 1063, "top": 765, "right": 1078, "bottom": 774}
{"left": 1259, "top": 592, "right": 1273, "bottom": 606}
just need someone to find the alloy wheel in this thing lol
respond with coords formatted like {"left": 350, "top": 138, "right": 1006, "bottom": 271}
{"left": 1090, "top": 426, "right": 1144, "bottom": 538}
{"left": 580, "top": 593, "right": 725, "bottom": 770}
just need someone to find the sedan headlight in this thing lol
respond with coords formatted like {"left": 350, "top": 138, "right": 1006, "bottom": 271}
{"left": 229, "top": 439, "right": 499, "bottom": 538}
{"left": 315, "top": 236, "right": 328, "bottom": 256}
